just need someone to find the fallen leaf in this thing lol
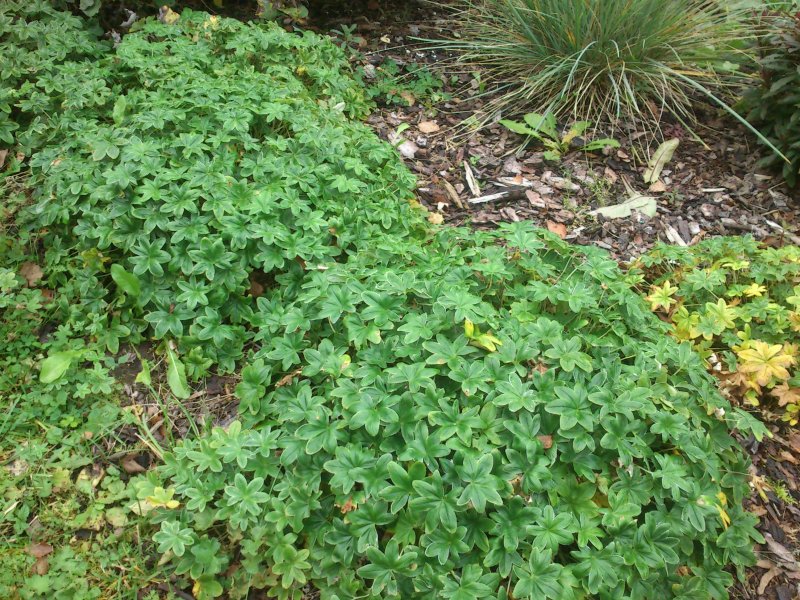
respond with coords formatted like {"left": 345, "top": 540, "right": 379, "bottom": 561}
{"left": 397, "top": 140, "right": 418, "bottom": 159}
{"left": 121, "top": 455, "right": 146, "bottom": 474}
{"left": 603, "top": 166, "right": 618, "bottom": 184}
{"left": 463, "top": 161, "right": 481, "bottom": 197}
{"left": 0, "top": 149, "right": 7, "bottom": 169}
{"left": 31, "top": 557, "right": 49, "bottom": 576}
{"left": 339, "top": 498, "right": 357, "bottom": 514}
{"left": 546, "top": 221, "right": 567, "bottom": 239}
{"left": 276, "top": 369, "right": 302, "bottom": 388}
{"left": 538, "top": 435, "right": 553, "bottom": 449}
{"left": 590, "top": 196, "right": 657, "bottom": 219}
{"left": 648, "top": 180, "right": 667, "bottom": 193}
{"left": 418, "top": 121, "right": 440, "bottom": 134}
{"left": 758, "top": 567, "right": 780, "bottom": 595}
{"left": 158, "top": 6, "right": 180, "bottom": 25}
{"left": 27, "top": 542, "right": 53, "bottom": 558}
{"left": 20, "top": 262, "right": 43, "bottom": 286}
{"left": 644, "top": 138, "right": 679, "bottom": 184}
{"left": 399, "top": 91, "right": 416, "bottom": 106}
{"left": 772, "top": 382, "right": 800, "bottom": 407}
{"left": 764, "top": 533, "right": 800, "bottom": 569}
{"left": 663, "top": 223, "right": 687, "bottom": 246}
{"left": 428, "top": 212, "right": 444, "bottom": 225}
{"left": 248, "top": 278, "right": 264, "bottom": 298}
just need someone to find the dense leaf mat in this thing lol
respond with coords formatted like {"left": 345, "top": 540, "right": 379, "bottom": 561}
{"left": 1, "top": 3, "right": 766, "bottom": 599}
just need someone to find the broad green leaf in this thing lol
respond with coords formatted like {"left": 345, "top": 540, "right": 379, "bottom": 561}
{"left": 39, "top": 351, "right": 76, "bottom": 384}
{"left": 166, "top": 345, "right": 191, "bottom": 399}
{"left": 110, "top": 264, "right": 141, "bottom": 297}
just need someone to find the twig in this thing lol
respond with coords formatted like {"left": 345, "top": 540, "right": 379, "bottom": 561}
{"left": 441, "top": 179, "right": 465, "bottom": 210}
{"left": 764, "top": 219, "right": 800, "bottom": 245}
{"left": 467, "top": 188, "right": 526, "bottom": 205}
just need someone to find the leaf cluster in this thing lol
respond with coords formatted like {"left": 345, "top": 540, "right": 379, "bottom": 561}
{"left": 499, "top": 112, "right": 619, "bottom": 161}
{"left": 633, "top": 236, "right": 800, "bottom": 422}
{"left": 14, "top": 8, "right": 424, "bottom": 373}
{"left": 149, "top": 225, "right": 765, "bottom": 599}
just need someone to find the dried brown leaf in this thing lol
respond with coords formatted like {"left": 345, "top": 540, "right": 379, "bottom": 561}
{"left": 121, "top": 455, "right": 146, "bottom": 474}
{"left": 20, "top": 262, "right": 43, "bottom": 287}
{"left": 27, "top": 542, "right": 53, "bottom": 558}
{"left": 418, "top": 121, "right": 440, "bottom": 134}
{"left": 546, "top": 220, "right": 567, "bottom": 239}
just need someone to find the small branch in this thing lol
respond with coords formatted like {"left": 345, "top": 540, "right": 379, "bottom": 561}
{"left": 764, "top": 219, "right": 800, "bottom": 246}
{"left": 467, "top": 188, "right": 526, "bottom": 205}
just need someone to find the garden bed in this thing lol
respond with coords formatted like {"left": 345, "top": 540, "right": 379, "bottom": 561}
{"left": 308, "top": 2, "right": 800, "bottom": 598}
{"left": 2, "top": 2, "right": 800, "bottom": 599}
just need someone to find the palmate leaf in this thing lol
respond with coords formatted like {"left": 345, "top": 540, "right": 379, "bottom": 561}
{"left": 456, "top": 454, "right": 504, "bottom": 512}
{"left": 736, "top": 340, "right": 795, "bottom": 386}
{"left": 356, "top": 539, "right": 418, "bottom": 595}
{"left": 513, "top": 551, "right": 563, "bottom": 599}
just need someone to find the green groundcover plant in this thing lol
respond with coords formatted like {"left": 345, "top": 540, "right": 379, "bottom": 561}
{"left": 2, "top": 3, "right": 769, "bottom": 599}
{"left": 138, "top": 225, "right": 766, "bottom": 600}
{"left": 13, "top": 6, "right": 422, "bottom": 373}
{"left": 633, "top": 236, "right": 800, "bottom": 423}
{"left": 0, "top": 1, "right": 109, "bottom": 156}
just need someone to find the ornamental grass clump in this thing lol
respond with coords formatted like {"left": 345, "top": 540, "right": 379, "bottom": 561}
{"left": 437, "top": 0, "right": 754, "bottom": 130}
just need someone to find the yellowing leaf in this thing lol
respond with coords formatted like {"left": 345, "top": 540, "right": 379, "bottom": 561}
{"left": 646, "top": 280, "right": 678, "bottom": 311}
{"left": 464, "top": 319, "right": 503, "bottom": 352}
{"left": 736, "top": 341, "right": 795, "bottom": 387}
{"left": 472, "top": 333, "right": 503, "bottom": 353}
{"left": 743, "top": 283, "right": 766, "bottom": 298}
{"left": 704, "top": 298, "right": 737, "bottom": 331}
{"left": 464, "top": 319, "right": 475, "bottom": 338}
{"left": 158, "top": 6, "right": 180, "bottom": 25}
{"left": 146, "top": 486, "right": 180, "bottom": 509}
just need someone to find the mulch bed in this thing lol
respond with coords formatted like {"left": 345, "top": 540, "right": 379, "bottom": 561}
{"left": 305, "top": 1, "right": 800, "bottom": 598}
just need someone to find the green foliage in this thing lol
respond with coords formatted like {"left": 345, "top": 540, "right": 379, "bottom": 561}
{"left": 633, "top": 236, "right": 800, "bottom": 422}
{"left": 3, "top": 5, "right": 769, "bottom": 599}
{"left": 359, "top": 59, "right": 450, "bottom": 107}
{"left": 146, "top": 225, "right": 764, "bottom": 599}
{"left": 436, "top": 0, "right": 754, "bottom": 131}
{"left": 0, "top": 0, "right": 109, "bottom": 155}
{"left": 499, "top": 113, "right": 619, "bottom": 160}
{"left": 0, "top": 183, "right": 158, "bottom": 598}
{"left": 742, "top": 10, "right": 800, "bottom": 186}
{"left": 16, "top": 9, "right": 423, "bottom": 372}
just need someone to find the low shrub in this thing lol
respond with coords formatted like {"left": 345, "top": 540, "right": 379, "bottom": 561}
{"left": 19, "top": 9, "right": 423, "bottom": 372}
{"left": 742, "top": 9, "right": 800, "bottom": 186}
{"left": 435, "top": 0, "right": 753, "bottom": 130}
{"left": 141, "top": 225, "right": 765, "bottom": 600}
{"left": 633, "top": 236, "right": 800, "bottom": 423}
